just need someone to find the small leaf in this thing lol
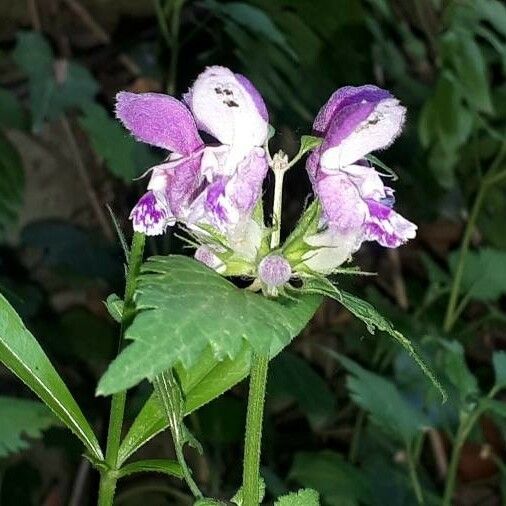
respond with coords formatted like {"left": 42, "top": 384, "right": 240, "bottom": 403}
{"left": 98, "top": 256, "right": 322, "bottom": 396}
{"left": 283, "top": 200, "right": 321, "bottom": 258}
{"left": 105, "top": 294, "right": 123, "bottom": 323}
{"left": 0, "top": 397, "right": 59, "bottom": 456}
{"left": 298, "top": 135, "right": 323, "bottom": 156}
{"left": 275, "top": 489, "right": 320, "bottom": 506}
{"left": 0, "top": 293, "right": 103, "bottom": 461}
{"left": 117, "top": 459, "right": 183, "bottom": 479}
{"left": 493, "top": 351, "right": 506, "bottom": 389}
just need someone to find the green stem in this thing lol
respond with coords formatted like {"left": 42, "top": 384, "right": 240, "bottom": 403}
{"left": 153, "top": 370, "right": 202, "bottom": 498}
{"left": 98, "top": 232, "right": 146, "bottom": 506}
{"left": 242, "top": 353, "right": 270, "bottom": 506}
{"left": 442, "top": 409, "right": 482, "bottom": 506}
{"left": 407, "top": 446, "right": 424, "bottom": 505}
{"left": 443, "top": 184, "right": 486, "bottom": 332}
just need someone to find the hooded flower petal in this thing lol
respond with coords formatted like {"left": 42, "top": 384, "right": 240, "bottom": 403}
{"left": 185, "top": 66, "right": 269, "bottom": 161}
{"left": 129, "top": 190, "right": 174, "bottom": 236}
{"left": 115, "top": 92, "right": 203, "bottom": 155}
{"left": 320, "top": 98, "right": 406, "bottom": 169}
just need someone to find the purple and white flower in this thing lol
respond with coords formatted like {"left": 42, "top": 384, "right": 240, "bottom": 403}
{"left": 116, "top": 66, "right": 269, "bottom": 249}
{"left": 303, "top": 85, "right": 416, "bottom": 273}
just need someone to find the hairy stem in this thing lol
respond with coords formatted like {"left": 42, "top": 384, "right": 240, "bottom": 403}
{"left": 242, "top": 354, "right": 269, "bottom": 506}
{"left": 153, "top": 369, "right": 202, "bottom": 498}
{"left": 98, "top": 232, "right": 145, "bottom": 506}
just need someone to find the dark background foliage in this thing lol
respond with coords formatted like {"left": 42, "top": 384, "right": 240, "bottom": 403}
{"left": 1, "top": 0, "right": 506, "bottom": 504}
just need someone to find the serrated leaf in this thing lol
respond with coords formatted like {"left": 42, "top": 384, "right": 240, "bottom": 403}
{"left": 79, "top": 103, "right": 161, "bottom": 182}
{"left": 325, "top": 350, "right": 429, "bottom": 444}
{"left": 98, "top": 255, "right": 322, "bottom": 396}
{"left": 0, "top": 293, "right": 103, "bottom": 461}
{"left": 105, "top": 293, "right": 123, "bottom": 323}
{"left": 493, "top": 351, "right": 506, "bottom": 389}
{"left": 117, "top": 459, "right": 183, "bottom": 479}
{"left": 0, "top": 397, "right": 59, "bottom": 456}
{"left": 301, "top": 277, "right": 446, "bottom": 402}
{"left": 275, "top": 488, "right": 320, "bottom": 506}
{"left": 117, "top": 293, "right": 321, "bottom": 465}
{"left": 289, "top": 451, "right": 370, "bottom": 506}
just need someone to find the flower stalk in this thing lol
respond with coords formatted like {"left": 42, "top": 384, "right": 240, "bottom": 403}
{"left": 98, "top": 232, "right": 145, "bottom": 506}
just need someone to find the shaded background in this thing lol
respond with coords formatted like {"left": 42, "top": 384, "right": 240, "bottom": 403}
{"left": 1, "top": 0, "right": 506, "bottom": 504}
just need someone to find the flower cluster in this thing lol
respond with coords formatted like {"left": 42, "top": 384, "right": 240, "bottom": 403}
{"left": 116, "top": 67, "right": 416, "bottom": 290}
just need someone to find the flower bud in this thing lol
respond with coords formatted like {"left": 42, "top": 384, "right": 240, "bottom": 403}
{"left": 258, "top": 254, "right": 292, "bottom": 288}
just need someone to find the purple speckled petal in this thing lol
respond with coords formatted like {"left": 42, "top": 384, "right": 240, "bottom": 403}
{"left": 129, "top": 190, "right": 174, "bottom": 236}
{"left": 320, "top": 98, "right": 406, "bottom": 169}
{"left": 186, "top": 66, "right": 268, "bottom": 152}
{"left": 115, "top": 92, "right": 203, "bottom": 155}
{"left": 364, "top": 200, "right": 417, "bottom": 247}
{"left": 316, "top": 172, "right": 368, "bottom": 232}
{"left": 314, "top": 85, "right": 392, "bottom": 134}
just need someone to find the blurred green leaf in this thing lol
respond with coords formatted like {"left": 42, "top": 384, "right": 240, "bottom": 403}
{"left": 0, "top": 132, "right": 24, "bottom": 237}
{"left": 12, "top": 31, "right": 98, "bottom": 131}
{"left": 328, "top": 351, "right": 429, "bottom": 445}
{"left": 493, "top": 351, "right": 506, "bottom": 388}
{"left": 79, "top": 103, "right": 161, "bottom": 182}
{"left": 475, "top": 0, "right": 506, "bottom": 38}
{"left": 0, "top": 293, "right": 103, "bottom": 460}
{"left": 449, "top": 247, "right": 506, "bottom": 301}
{"left": 105, "top": 293, "right": 123, "bottom": 323}
{"left": 275, "top": 488, "right": 320, "bottom": 506}
{"left": 300, "top": 277, "right": 446, "bottom": 401}
{"left": 98, "top": 255, "right": 321, "bottom": 395}
{"left": 269, "top": 351, "right": 335, "bottom": 429}
{"left": 438, "top": 341, "right": 479, "bottom": 401}
{"left": 0, "top": 397, "right": 58, "bottom": 456}
{"left": 441, "top": 30, "right": 493, "bottom": 113}
{"left": 289, "top": 451, "right": 370, "bottom": 506}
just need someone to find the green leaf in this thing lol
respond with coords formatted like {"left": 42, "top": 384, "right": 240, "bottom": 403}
{"left": 475, "top": 0, "right": 506, "bottom": 38}
{"left": 13, "top": 31, "right": 98, "bottom": 131}
{"left": 441, "top": 30, "right": 493, "bottom": 113}
{"left": 275, "top": 489, "right": 319, "bottom": 506}
{"left": 98, "top": 255, "right": 322, "bottom": 396}
{"left": 301, "top": 277, "right": 447, "bottom": 402}
{"left": 105, "top": 293, "right": 123, "bottom": 323}
{"left": 289, "top": 451, "right": 370, "bottom": 506}
{"left": 438, "top": 341, "right": 478, "bottom": 400}
{"left": 79, "top": 103, "right": 161, "bottom": 182}
{"left": 117, "top": 293, "right": 321, "bottom": 465}
{"left": 493, "top": 351, "right": 506, "bottom": 389}
{"left": 0, "top": 397, "right": 59, "bottom": 456}
{"left": 269, "top": 351, "right": 335, "bottom": 429}
{"left": 298, "top": 135, "right": 323, "bottom": 156}
{"left": 117, "top": 459, "right": 183, "bottom": 479}
{"left": 283, "top": 200, "right": 321, "bottom": 259}
{"left": 449, "top": 248, "right": 506, "bottom": 301}
{"left": 0, "top": 132, "right": 24, "bottom": 236}
{"left": 194, "top": 499, "right": 226, "bottom": 506}
{"left": 326, "top": 350, "right": 429, "bottom": 444}
{"left": 0, "top": 293, "right": 103, "bottom": 461}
